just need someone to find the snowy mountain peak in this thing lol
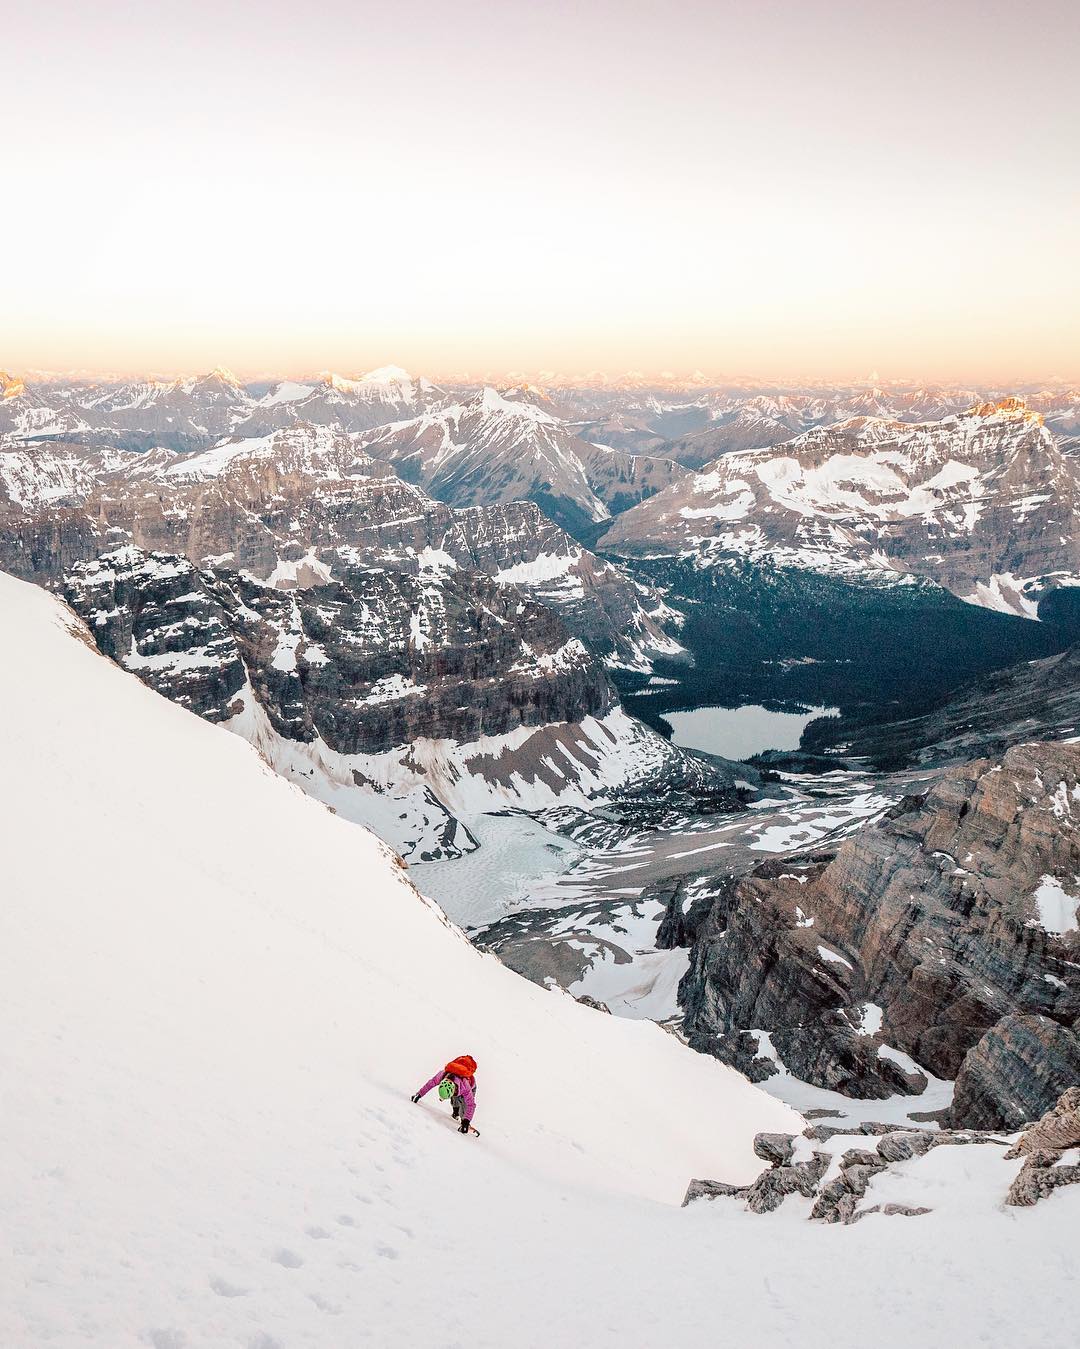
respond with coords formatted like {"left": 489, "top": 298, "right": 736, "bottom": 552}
{"left": 969, "top": 396, "right": 1043, "bottom": 425}
{"left": 319, "top": 371, "right": 362, "bottom": 393}
{"left": 259, "top": 379, "right": 316, "bottom": 406}
{"left": 1, "top": 370, "right": 26, "bottom": 399}
{"left": 360, "top": 364, "right": 414, "bottom": 386}
{"left": 475, "top": 385, "right": 557, "bottom": 423}
{"left": 207, "top": 364, "right": 242, "bottom": 387}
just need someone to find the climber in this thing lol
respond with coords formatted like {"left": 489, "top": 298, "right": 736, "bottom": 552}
{"left": 411, "top": 1054, "right": 478, "bottom": 1134}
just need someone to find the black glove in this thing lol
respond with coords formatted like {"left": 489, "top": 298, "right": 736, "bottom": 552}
{"left": 459, "top": 1118, "right": 470, "bottom": 1134}
{"left": 410, "top": 1093, "right": 421, "bottom": 1103}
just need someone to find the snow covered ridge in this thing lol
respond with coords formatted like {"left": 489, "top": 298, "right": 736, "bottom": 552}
{"left": 0, "top": 364, "right": 448, "bottom": 452}
{"left": 3, "top": 570, "right": 827, "bottom": 1348}
{"left": 58, "top": 546, "right": 727, "bottom": 862}
{"left": 241, "top": 366, "right": 449, "bottom": 437}
{"left": 600, "top": 399, "right": 1080, "bottom": 619}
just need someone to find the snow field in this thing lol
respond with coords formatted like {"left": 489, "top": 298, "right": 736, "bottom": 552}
{"left": 1, "top": 573, "right": 797, "bottom": 1347}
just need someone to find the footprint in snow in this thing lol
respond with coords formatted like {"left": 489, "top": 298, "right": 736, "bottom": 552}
{"left": 374, "top": 1243, "right": 399, "bottom": 1260}
{"left": 305, "top": 1225, "right": 332, "bottom": 1240}
{"left": 208, "top": 1275, "right": 248, "bottom": 1298}
{"left": 271, "top": 1248, "right": 304, "bottom": 1268}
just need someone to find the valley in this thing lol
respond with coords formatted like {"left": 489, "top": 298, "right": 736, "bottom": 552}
{"left": 4, "top": 369, "right": 1079, "bottom": 1168}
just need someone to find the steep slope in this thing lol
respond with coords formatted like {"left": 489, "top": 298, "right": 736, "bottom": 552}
{"left": 2, "top": 571, "right": 1075, "bottom": 1349}
{"left": 577, "top": 438, "right": 688, "bottom": 513}
{"left": 801, "top": 643, "right": 1080, "bottom": 768}
{"left": 602, "top": 400, "right": 1080, "bottom": 619}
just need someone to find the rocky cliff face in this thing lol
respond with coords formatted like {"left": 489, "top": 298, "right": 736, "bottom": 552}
{"left": 0, "top": 427, "right": 683, "bottom": 672}
{"left": 59, "top": 546, "right": 729, "bottom": 860}
{"left": 601, "top": 400, "right": 1080, "bottom": 619}
{"left": 950, "top": 1014, "right": 1080, "bottom": 1130}
{"left": 675, "top": 742, "right": 1080, "bottom": 1122}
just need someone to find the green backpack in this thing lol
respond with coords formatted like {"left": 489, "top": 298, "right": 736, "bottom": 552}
{"left": 437, "top": 1078, "right": 455, "bottom": 1101}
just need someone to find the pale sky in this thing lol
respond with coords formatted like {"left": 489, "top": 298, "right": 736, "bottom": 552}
{"left": 3, "top": 0, "right": 1078, "bottom": 382}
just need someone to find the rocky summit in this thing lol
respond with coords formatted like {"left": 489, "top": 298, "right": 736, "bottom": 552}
{"left": 673, "top": 741, "right": 1080, "bottom": 1125}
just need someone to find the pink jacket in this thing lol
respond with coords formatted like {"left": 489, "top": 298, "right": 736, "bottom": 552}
{"left": 416, "top": 1070, "right": 477, "bottom": 1122}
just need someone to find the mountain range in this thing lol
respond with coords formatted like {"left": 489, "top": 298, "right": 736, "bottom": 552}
{"left": 601, "top": 398, "right": 1080, "bottom": 619}
{"left": 4, "top": 360, "right": 1080, "bottom": 1339}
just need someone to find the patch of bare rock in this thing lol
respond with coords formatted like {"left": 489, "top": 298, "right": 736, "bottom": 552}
{"left": 683, "top": 1088, "right": 1080, "bottom": 1221}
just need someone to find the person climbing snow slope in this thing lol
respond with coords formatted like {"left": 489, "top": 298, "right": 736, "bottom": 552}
{"left": 412, "top": 1055, "right": 478, "bottom": 1134}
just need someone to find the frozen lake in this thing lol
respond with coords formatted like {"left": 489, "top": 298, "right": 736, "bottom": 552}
{"left": 410, "top": 812, "right": 582, "bottom": 930}
{"left": 665, "top": 703, "right": 838, "bottom": 761}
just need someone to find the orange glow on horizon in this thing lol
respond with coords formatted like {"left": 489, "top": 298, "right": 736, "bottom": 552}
{"left": 3, "top": 0, "right": 1078, "bottom": 386}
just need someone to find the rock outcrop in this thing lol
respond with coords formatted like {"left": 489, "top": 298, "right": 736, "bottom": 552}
{"left": 676, "top": 743, "right": 1080, "bottom": 1120}
{"left": 683, "top": 1115, "right": 1058, "bottom": 1222}
{"left": 1004, "top": 1088, "right": 1080, "bottom": 1206}
{"left": 950, "top": 1015, "right": 1080, "bottom": 1130}
{"left": 1005, "top": 1086, "right": 1080, "bottom": 1158}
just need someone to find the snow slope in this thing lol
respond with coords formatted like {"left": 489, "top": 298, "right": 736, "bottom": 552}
{"left": 0, "top": 572, "right": 792, "bottom": 1343}
{"left": 2, "top": 572, "right": 1076, "bottom": 1348}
